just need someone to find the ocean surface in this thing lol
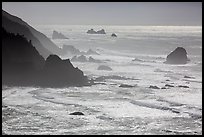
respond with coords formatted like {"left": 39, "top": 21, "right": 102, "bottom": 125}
{"left": 2, "top": 25, "right": 202, "bottom": 135}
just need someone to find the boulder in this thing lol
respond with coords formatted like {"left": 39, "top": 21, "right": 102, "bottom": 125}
{"left": 97, "top": 65, "right": 112, "bottom": 71}
{"left": 52, "top": 30, "right": 68, "bottom": 39}
{"left": 69, "top": 112, "right": 84, "bottom": 115}
{"left": 111, "top": 33, "right": 117, "bottom": 37}
{"left": 164, "top": 47, "right": 189, "bottom": 64}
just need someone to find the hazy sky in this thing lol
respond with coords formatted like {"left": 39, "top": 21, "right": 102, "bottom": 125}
{"left": 2, "top": 2, "right": 202, "bottom": 26}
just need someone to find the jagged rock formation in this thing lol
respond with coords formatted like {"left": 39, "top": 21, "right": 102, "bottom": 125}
{"left": 52, "top": 30, "right": 68, "bottom": 39}
{"left": 87, "top": 29, "right": 106, "bottom": 34}
{"left": 164, "top": 47, "right": 190, "bottom": 64}
{"left": 41, "top": 55, "right": 87, "bottom": 87}
{"left": 2, "top": 28, "right": 88, "bottom": 87}
{"left": 2, "top": 10, "right": 63, "bottom": 58}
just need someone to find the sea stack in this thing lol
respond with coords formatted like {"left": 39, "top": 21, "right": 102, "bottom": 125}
{"left": 164, "top": 47, "right": 189, "bottom": 64}
{"left": 87, "top": 29, "right": 106, "bottom": 34}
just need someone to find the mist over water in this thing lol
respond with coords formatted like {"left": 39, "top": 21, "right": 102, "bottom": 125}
{"left": 3, "top": 25, "right": 202, "bottom": 135}
{"left": 35, "top": 25, "right": 202, "bottom": 56}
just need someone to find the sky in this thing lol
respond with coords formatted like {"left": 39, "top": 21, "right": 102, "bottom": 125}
{"left": 2, "top": 2, "right": 202, "bottom": 26}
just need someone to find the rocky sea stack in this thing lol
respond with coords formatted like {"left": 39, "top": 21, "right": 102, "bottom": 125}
{"left": 87, "top": 29, "right": 106, "bottom": 34}
{"left": 164, "top": 47, "right": 189, "bottom": 64}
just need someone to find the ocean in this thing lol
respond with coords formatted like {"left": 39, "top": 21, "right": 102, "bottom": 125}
{"left": 2, "top": 25, "right": 202, "bottom": 135}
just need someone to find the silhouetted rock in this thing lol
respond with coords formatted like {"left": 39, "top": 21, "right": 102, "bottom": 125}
{"left": 149, "top": 85, "right": 160, "bottom": 89}
{"left": 2, "top": 10, "right": 63, "bottom": 58}
{"left": 87, "top": 29, "right": 106, "bottom": 34}
{"left": 164, "top": 47, "right": 189, "bottom": 64}
{"left": 178, "top": 85, "right": 189, "bottom": 88}
{"left": 2, "top": 28, "right": 88, "bottom": 87}
{"left": 165, "top": 84, "right": 174, "bottom": 87}
{"left": 2, "top": 28, "right": 44, "bottom": 71}
{"left": 41, "top": 55, "right": 87, "bottom": 87}
{"left": 52, "top": 30, "right": 68, "bottom": 39}
{"left": 97, "top": 65, "right": 112, "bottom": 71}
{"left": 119, "top": 84, "right": 135, "bottom": 88}
{"left": 69, "top": 112, "right": 84, "bottom": 115}
{"left": 111, "top": 33, "right": 117, "bottom": 37}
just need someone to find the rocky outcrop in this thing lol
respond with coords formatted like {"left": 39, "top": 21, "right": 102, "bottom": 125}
{"left": 111, "top": 33, "right": 117, "bottom": 37}
{"left": 2, "top": 28, "right": 88, "bottom": 87}
{"left": 97, "top": 65, "right": 112, "bottom": 71}
{"left": 164, "top": 47, "right": 189, "bottom": 64}
{"left": 41, "top": 55, "right": 87, "bottom": 87}
{"left": 87, "top": 29, "right": 106, "bottom": 34}
{"left": 2, "top": 10, "right": 63, "bottom": 58}
{"left": 52, "top": 30, "right": 68, "bottom": 39}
